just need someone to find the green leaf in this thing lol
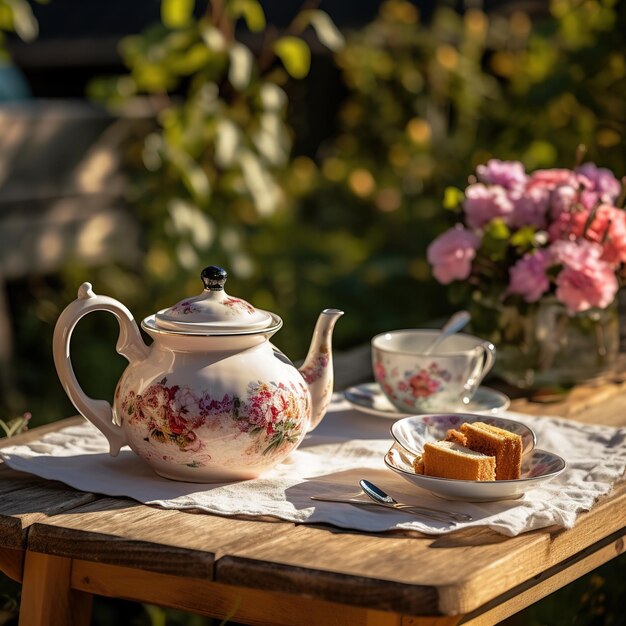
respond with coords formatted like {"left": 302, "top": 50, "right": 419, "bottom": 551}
{"left": 481, "top": 218, "right": 510, "bottom": 261}
{"left": 10, "top": 0, "right": 38, "bottom": 42}
{"left": 228, "top": 0, "right": 266, "bottom": 33}
{"left": 443, "top": 186, "right": 465, "bottom": 211}
{"left": 301, "top": 10, "right": 344, "bottom": 51}
{"left": 161, "top": 0, "right": 194, "bottom": 29}
{"left": 201, "top": 24, "right": 227, "bottom": 51}
{"left": 510, "top": 226, "right": 538, "bottom": 251}
{"left": 228, "top": 42, "right": 253, "bottom": 89}
{"left": 273, "top": 36, "right": 311, "bottom": 79}
{"left": 485, "top": 218, "right": 510, "bottom": 240}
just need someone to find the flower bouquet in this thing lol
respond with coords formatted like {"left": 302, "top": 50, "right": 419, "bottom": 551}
{"left": 427, "top": 158, "right": 625, "bottom": 388}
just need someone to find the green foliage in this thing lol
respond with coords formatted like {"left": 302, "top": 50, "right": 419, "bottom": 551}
{"left": 481, "top": 219, "right": 511, "bottom": 261}
{"left": 502, "top": 554, "right": 626, "bottom": 626}
{"left": 82, "top": 1, "right": 344, "bottom": 366}
{"left": 443, "top": 186, "right": 464, "bottom": 211}
{"left": 273, "top": 36, "right": 310, "bottom": 79}
{"left": 7, "top": 0, "right": 626, "bottom": 428}
{"left": 0, "top": 0, "right": 47, "bottom": 62}
{"left": 0, "top": 412, "right": 30, "bottom": 438}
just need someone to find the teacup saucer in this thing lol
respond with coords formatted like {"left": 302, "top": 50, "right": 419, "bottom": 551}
{"left": 343, "top": 382, "right": 510, "bottom": 418}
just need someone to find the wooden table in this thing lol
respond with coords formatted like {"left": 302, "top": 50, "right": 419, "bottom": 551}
{"left": 1, "top": 377, "right": 625, "bottom": 626}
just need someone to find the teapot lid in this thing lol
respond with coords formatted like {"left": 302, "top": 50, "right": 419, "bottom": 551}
{"left": 155, "top": 266, "right": 273, "bottom": 333}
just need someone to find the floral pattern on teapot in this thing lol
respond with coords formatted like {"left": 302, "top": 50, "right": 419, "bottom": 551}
{"left": 116, "top": 376, "right": 310, "bottom": 467}
{"left": 169, "top": 296, "right": 256, "bottom": 318}
{"left": 299, "top": 345, "right": 329, "bottom": 385}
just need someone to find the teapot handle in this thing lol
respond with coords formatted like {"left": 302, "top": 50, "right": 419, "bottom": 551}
{"left": 53, "top": 282, "right": 150, "bottom": 456}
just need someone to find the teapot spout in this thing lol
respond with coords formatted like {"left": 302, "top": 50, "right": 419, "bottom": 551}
{"left": 299, "top": 308, "right": 344, "bottom": 431}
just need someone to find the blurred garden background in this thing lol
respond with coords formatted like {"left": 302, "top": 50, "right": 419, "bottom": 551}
{"left": 0, "top": 0, "right": 624, "bottom": 624}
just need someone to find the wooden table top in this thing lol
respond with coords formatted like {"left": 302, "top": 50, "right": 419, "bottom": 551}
{"left": 1, "top": 375, "right": 626, "bottom": 621}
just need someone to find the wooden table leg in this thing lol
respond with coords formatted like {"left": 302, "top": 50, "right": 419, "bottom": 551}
{"left": 19, "top": 552, "right": 92, "bottom": 626}
{"left": 0, "top": 547, "right": 23, "bottom": 582}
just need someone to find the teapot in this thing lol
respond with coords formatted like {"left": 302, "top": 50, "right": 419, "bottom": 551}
{"left": 53, "top": 266, "right": 343, "bottom": 482}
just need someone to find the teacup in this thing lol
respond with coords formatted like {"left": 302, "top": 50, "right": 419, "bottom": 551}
{"left": 371, "top": 330, "right": 496, "bottom": 414}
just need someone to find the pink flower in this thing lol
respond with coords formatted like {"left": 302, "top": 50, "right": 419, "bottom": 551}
{"left": 426, "top": 226, "right": 480, "bottom": 284}
{"left": 548, "top": 206, "right": 588, "bottom": 242}
{"left": 170, "top": 387, "right": 200, "bottom": 416}
{"left": 584, "top": 205, "right": 626, "bottom": 266}
{"left": 464, "top": 183, "right": 514, "bottom": 228}
{"left": 550, "top": 185, "right": 579, "bottom": 218}
{"left": 181, "top": 431, "right": 202, "bottom": 452}
{"left": 373, "top": 361, "right": 386, "bottom": 382}
{"left": 476, "top": 159, "right": 528, "bottom": 190}
{"left": 510, "top": 186, "right": 550, "bottom": 228}
{"left": 548, "top": 204, "right": 626, "bottom": 267}
{"left": 409, "top": 370, "right": 440, "bottom": 398}
{"left": 575, "top": 162, "right": 621, "bottom": 203}
{"left": 137, "top": 383, "right": 171, "bottom": 424}
{"left": 550, "top": 240, "right": 618, "bottom": 312}
{"left": 527, "top": 168, "right": 580, "bottom": 191}
{"left": 508, "top": 250, "right": 550, "bottom": 303}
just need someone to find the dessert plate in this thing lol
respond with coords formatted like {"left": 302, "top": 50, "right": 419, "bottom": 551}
{"left": 385, "top": 441, "right": 566, "bottom": 502}
{"left": 344, "top": 382, "right": 510, "bottom": 418}
{"left": 390, "top": 413, "right": 537, "bottom": 458}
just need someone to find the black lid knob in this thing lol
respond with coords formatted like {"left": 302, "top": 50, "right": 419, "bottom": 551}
{"left": 201, "top": 266, "right": 228, "bottom": 291}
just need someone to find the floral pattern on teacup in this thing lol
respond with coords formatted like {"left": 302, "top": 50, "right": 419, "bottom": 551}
{"left": 375, "top": 355, "right": 457, "bottom": 410}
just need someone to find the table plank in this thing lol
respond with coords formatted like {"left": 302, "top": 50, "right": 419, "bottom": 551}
{"left": 0, "top": 465, "right": 97, "bottom": 550}
{"left": 509, "top": 377, "right": 626, "bottom": 425}
{"left": 28, "top": 498, "right": 294, "bottom": 579}
{"left": 70, "top": 560, "right": 425, "bottom": 626}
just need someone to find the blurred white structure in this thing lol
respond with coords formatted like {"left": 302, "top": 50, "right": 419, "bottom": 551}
{"left": 0, "top": 99, "right": 146, "bottom": 389}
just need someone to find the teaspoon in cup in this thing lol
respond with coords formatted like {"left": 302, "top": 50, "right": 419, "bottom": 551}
{"left": 422, "top": 310, "right": 471, "bottom": 356}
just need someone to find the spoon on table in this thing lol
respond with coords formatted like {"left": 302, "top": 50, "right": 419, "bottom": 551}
{"left": 310, "top": 492, "right": 460, "bottom": 524}
{"left": 358, "top": 479, "right": 472, "bottom": 522}
{"left": 422, "top": 310, "right": 471, "bottom": 356}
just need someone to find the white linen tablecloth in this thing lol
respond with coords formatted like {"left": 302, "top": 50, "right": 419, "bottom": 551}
{"left": 1, "top": 396, "right": 625, "bottom": 537}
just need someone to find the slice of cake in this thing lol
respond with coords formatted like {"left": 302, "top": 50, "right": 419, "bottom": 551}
{"left": 412, "top": 455, "right": 425, "bottom": 475}
{"left": 444, "top": 428, "right": 467, "bottom": 446}
{"left": 422, "top": 441, "right": 496, "bottom": 481}
{"left": 460, "top": 422, "right": 522, "bottom": 480}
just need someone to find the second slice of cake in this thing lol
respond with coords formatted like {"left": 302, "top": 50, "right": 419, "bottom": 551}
{"left": 460, "top": 422, "right": 522, "bottom": 480}
{"left": 422, "top": 440, "right": 496, "bottom": 481}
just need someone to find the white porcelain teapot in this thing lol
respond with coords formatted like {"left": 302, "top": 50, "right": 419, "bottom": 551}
{"left": 53, "top": 266, "right": 343, "bottom": 482}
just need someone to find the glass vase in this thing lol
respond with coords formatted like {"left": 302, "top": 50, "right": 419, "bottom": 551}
{"left": 470, "top": 296, "right": 620, "bottom": 389}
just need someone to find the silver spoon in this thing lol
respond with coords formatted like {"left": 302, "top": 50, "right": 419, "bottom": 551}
{"left": 422, "top": 310, "right": 471, "bottom": 356}
{"left": 359, "top": 479, "right": 473, "bottom": 522}
{"left": 309, "top": 493, "right": 459, "bottom": 524}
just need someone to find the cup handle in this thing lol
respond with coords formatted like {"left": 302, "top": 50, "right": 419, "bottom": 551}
{"left": 476, "top": 341, "right": 496, "bottom": 386}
